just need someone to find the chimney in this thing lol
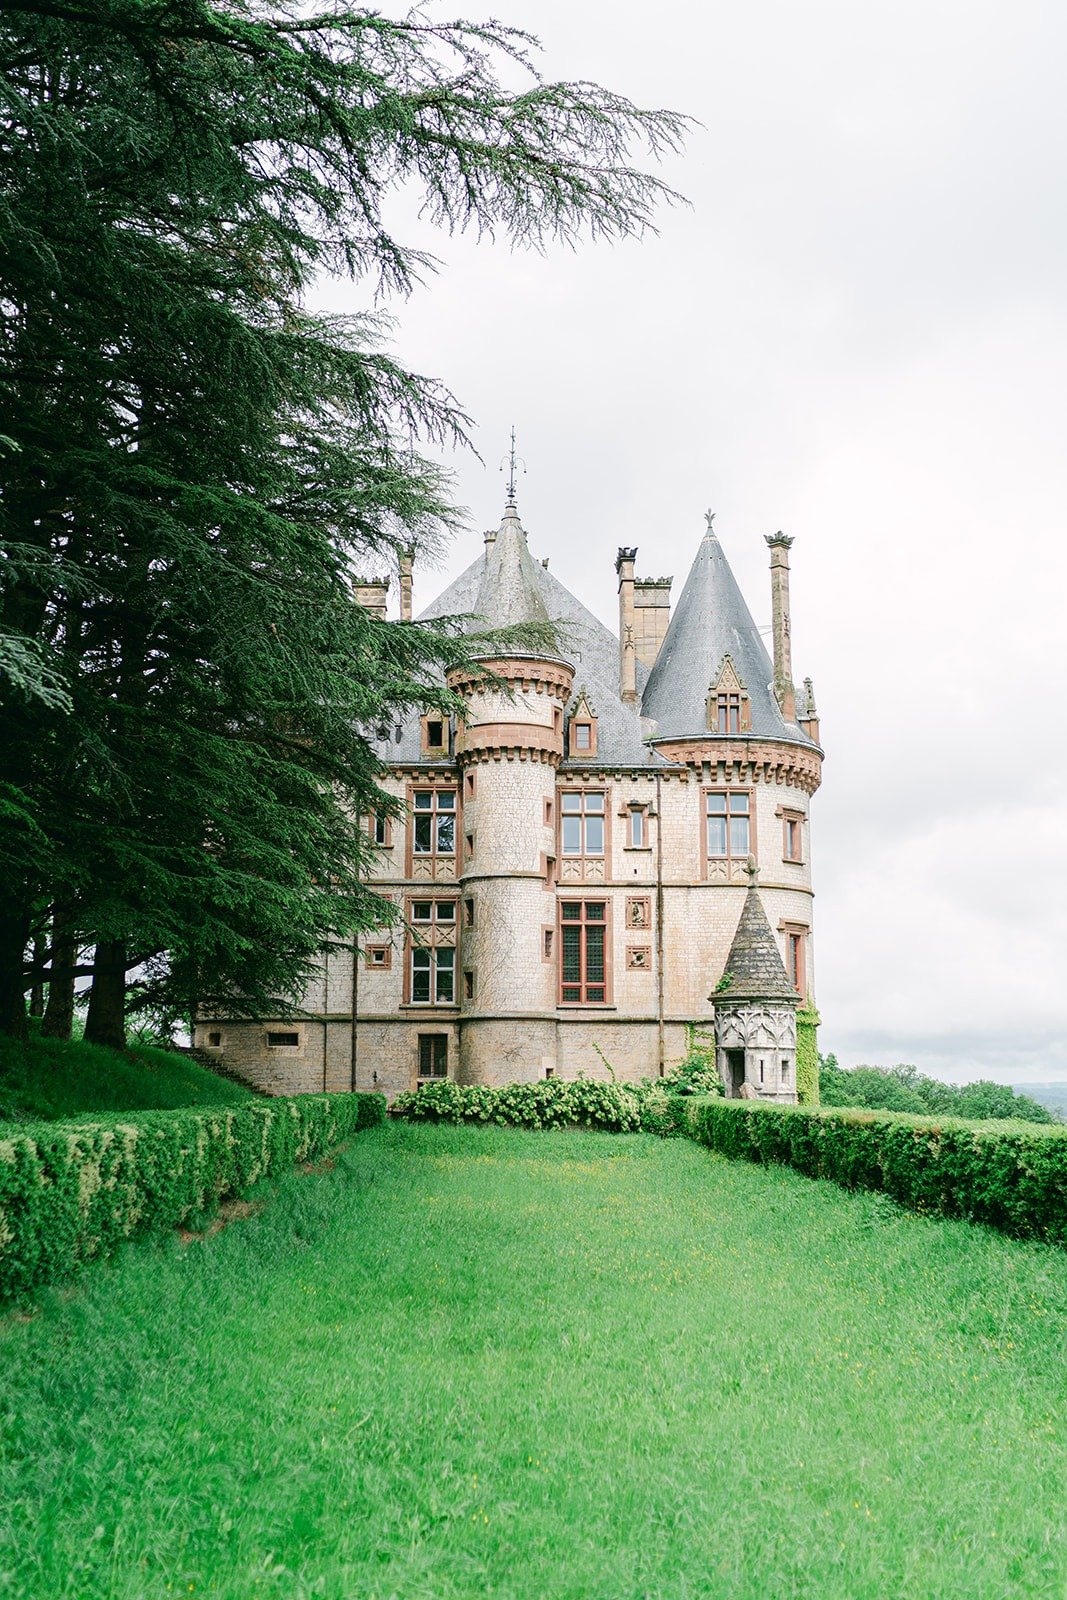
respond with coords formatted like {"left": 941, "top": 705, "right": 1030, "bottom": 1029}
{"left": 765, "top": 533, "right": 796, "bottom": 723}
{"left": 398, "top": 548, "right": 413, "bottom": 622}
{"left": 633, "top": 576, "right": 672, "bottom": 668}
{"left": 616, "top": 547, "right": 638, "bottom": 706}
{"left": 354, "top": 576, "right": 389, "bottom": 620}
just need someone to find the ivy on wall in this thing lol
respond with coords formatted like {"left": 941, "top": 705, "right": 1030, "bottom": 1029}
{"left": 796, "top": 1000, "right": 821, "bottom": 1106}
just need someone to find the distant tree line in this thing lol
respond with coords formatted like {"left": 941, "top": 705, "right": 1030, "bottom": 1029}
{"left": 818, "top": 1056, "right": 1056, "bottom": 1126}
{"left": 0, "top": 2, "right": 685, "bottom": 1048}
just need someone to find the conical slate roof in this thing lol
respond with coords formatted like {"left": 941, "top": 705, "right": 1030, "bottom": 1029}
{"left": 714, "top": 881, "right": 798, "bottom": 1003}
{"left": 377, "top": 495, "right": 658, "bottom": 766}
{"left": 641, "top": 520, "right": 813, "bottom": 746}
{"left": 473, "top": 500, "right": 549, "bottom": 626}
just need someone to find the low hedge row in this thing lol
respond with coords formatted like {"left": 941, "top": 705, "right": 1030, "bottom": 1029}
{"left": 0, "top": 1091, "right": 385, "bottom": 1302}
{"left": 392, "top": 1078, "right": 650, "bottom": 1131}
{"left": 690, "top": 1099, "right": 1067, "bottom": 1245}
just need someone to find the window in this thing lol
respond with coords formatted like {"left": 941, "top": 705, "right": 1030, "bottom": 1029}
{"left": 417, "top": 1034, "right": 448, "bottom": 1080}
{"left": 786, "top": 931, "right": 806, "bottom": 997}
{"left": 782, "top": 811, "right": 804, "bottom": 863}
{"left": 543, "top": 927, "right": 554, "bottom": 961}
{"left": 411, "top": 946, "right": 455, "bottom": 1004}
{"left": 559, "top": 900, "right": 609, "bottom": 1004}
{"left": 561, "top": 791, "right": 605, "bottom": 857}
{"left": 544, "top": 798, "right": 554, "bottom": 826}
{"left": 373, "top": 813, "right": 389, "bottom": 846}
{"left": 267, "top": 1030, "right": 299, "bottom": 1048}
{"left": 781, "top": 1059, "right": 790, "bottom": 1084}
{"left": 573, "top": 722, "right": 592, "bottom": 751}
{"left": 464, "top": 898, "right": 475, "bottom": 928}
{"left": 412, "top": 790, "right": 456, "bottom": 857}
{"left": 365, "top": 945, "right": 391, "bottom": 969}
{"left": 717, "top": 692, "right": 742, "bottom": 733}
{"left": 421, "top": 715, "right": 448, "bottom": 756}
{"left": 464, "top": 970, "right": 474, "bottom": 1000}
{"left": 409, "top": 899, "right": 456, "bottom": 1004}
{"left": 207, "top": 1030, "right": 222, "bottom": 1048}
{"left": 706, "top": 791, "right": 750, "bottom": 859}
{"left": 628, "top": 807, "right": 647, "bottom": 848}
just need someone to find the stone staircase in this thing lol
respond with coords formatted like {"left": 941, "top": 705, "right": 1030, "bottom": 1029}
{"left": 177, "top": 1045, "right": 272, "bottom": 1098}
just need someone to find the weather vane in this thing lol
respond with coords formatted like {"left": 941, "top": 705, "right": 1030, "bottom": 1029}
{"left": 500, "top": 426, "right": 526, "bottom": 504}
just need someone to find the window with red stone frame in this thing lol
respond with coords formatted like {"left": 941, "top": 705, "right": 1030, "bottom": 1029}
{"left": 559, "top": 900, "right": 610, "bottom": 1004}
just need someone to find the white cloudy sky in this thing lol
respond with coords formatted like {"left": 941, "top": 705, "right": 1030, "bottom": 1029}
{"left": 316, "top": 0, "right": 1067, "bottom": 1083}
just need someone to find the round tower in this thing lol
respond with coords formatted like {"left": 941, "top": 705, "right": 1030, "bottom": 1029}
{"left": 446, "top": 498, "right": 573, "bottom": 1083}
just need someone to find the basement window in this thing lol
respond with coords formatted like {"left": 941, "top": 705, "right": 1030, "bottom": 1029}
{"left": 267, "top": 1031, "right": 299, "bottom": 1048}
{"left": 417, "top": 1034, "right": 448, "bottom": 1081}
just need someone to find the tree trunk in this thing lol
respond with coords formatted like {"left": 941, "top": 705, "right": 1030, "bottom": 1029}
{"left": 41, "top": 911, "right": 76, "bottom": 1040}
{"left": 0, "top": 910, "right": 31, "bottom": 1040}
{"left": 28, "top": 936, "right": 45, "bottom": 1017}
{"left": 84, "top": 940, "right": 127, "bottom": 1049}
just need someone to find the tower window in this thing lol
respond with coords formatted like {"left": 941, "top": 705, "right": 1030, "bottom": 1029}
{"left": 706, "top": 791, "right": 751, "bottom": 860}
{"left": 717, "top": 692, "right": 742, "bottom": 734}
{"left": 781, "top": 810, "right": 804, "bottom": 863}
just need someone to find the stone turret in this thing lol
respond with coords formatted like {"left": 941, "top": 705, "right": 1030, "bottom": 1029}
{"left": 447, "top": 495, "right": 573, "bottom": 1083}
{"left": 711, "top": 863, "right": 799, "bottom": 1102}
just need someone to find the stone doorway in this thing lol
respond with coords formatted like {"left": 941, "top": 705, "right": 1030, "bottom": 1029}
{"left": 724, "top": 1049, "right": 746, "bottom": 1098}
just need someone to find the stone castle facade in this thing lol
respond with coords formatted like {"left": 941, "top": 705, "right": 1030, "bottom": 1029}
{"left": 195, "top": 498, "right": 823, "bottom": 1101}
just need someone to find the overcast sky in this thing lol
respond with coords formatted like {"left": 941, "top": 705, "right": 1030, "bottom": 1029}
{"left": 316, "top": 0, "right": 1067, "bottom": 1084}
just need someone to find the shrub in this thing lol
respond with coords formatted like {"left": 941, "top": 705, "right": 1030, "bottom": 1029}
{"left": 689, "top": 1099, "right": 1067, "bottom": 1245}
{"left": 392, "top": 1078, "right": 645, "bottom": 1132}
{"left": 0, "top": 1092, "right": 385, "bottom": 1302}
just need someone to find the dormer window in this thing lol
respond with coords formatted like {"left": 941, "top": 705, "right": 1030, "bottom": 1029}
{"left": 421, "top": 714, "right": 448, "bottom": 756}
{"left": 706, "top": 655, "right": 751, "bottom": 734}
{"left": 567, "top": 691, "right": 598, "bottom": 758}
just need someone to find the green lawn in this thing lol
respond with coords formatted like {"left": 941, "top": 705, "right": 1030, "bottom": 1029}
{"left": 3, "top": 1123, "right": 1067, "bottom": 1599}
{"left": 0, "top": 1033, "right": 252, "bottom": 1122}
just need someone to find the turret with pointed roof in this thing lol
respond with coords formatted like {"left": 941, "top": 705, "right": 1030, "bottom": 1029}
{"left": 641, "top": 513, "right": 815, "bottom": 748}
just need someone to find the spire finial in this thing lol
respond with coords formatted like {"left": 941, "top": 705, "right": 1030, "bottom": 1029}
{"left": 745, "top": 853, "right": 758, "bottom": 885}
{"left": 705, "top": 509, "right": 716, "bottom": 534}
{"left": 500, "top": 426, "right": 526, "bottom": 507}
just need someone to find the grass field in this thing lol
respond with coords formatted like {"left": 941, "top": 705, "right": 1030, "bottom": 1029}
{"left": 0, "top": 1033, "right": 252, "bottom": 1122}
{"left": 4, "top": 1123, "right": 1067, "bottom": 1599}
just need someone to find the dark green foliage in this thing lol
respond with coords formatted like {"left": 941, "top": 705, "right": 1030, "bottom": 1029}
{"left": 0, "top": 1091, "right": 384, "bottom": 1300}
{"left": 0, "top": 1031, "right": 252, "bottom": 1123}
{"left": 392, "top": 1077, "right": 647, "bottom": 1132}
{"left": 690, "top": 1099, "right": 1067, "bottom": 1245}
{"left": 819, "top": 1054, "right": 1056, "bottom": 1124}
{"left": 0, "top": 2, "right": 685, "bottom": 1041}
{"left": 795, "top": 1000, "right": 820, "bottom": 1105}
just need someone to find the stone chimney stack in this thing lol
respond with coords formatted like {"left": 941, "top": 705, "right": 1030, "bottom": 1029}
{"left": 354, "top": 576, "right": 389, "bottom": 620}
{"left": 616, "top": 547, "right": 638, "bottom": 706}
{"left": 398, "top": 548, "right": 413, "bottom": 622}
{"left": 765, "top": 533, "right": 796, "bottom": 724}
{"left": 633, "top": 576, "right": 672, "bottom": 668}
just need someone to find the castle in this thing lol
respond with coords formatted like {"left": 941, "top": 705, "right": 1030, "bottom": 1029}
{"left": 195, "top": 493, "right": 823, "bottom": 1101}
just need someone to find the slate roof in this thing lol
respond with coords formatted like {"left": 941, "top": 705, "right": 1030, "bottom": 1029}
{"left": 367, "top": 502, "right": 812, "bottom": 769}
{"left": 373, "top": 497, "right": 659, "bottom": 768}
{"left": 715, "top": 882, "right": 799, "bottom": 1003}
{"left": 641, "top": 523, "right": 815, "bottom": 748}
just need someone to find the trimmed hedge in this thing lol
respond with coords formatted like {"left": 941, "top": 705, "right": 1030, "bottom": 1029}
{"left": 392, "top": 1078, "right": 648, "bottom": 1132}
{"left": 690, "top": 1099, "right": 1067, "bottom": 1245}
{"left": 0, "top": 1092, "right": 385, "bottom": 1302}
